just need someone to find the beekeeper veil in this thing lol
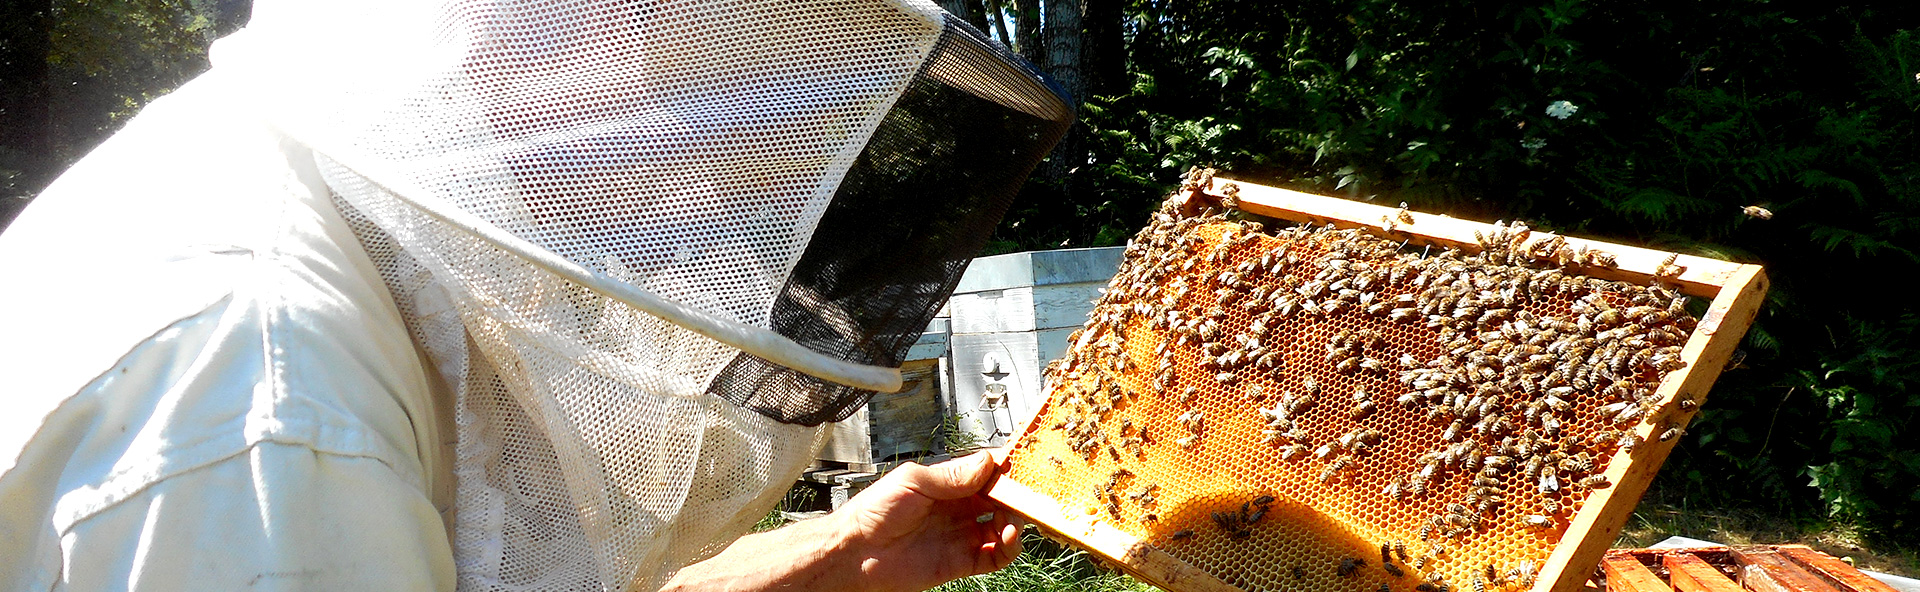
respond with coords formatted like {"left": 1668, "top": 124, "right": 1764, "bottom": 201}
{"left": 207, "top": 0, "right": 1071, "bottom": 589}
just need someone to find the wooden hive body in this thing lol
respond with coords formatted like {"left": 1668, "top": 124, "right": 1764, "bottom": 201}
{"left": 1601, "top": 545, "right": 1901, "bottom": 592}
{"left": 985, "top": 177, "right": 1769, "bottom": 592}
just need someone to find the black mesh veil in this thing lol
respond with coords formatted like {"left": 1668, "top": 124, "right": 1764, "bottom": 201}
{"left": 706, "top": 17, "right": 1074, "bottom": 426}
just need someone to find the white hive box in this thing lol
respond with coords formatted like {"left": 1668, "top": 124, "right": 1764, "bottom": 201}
{"left": 946, "top": 246, "right": 1124, "bottom": 447}
{"left": 818, "top": 318, "right": 953, "bottom": 472}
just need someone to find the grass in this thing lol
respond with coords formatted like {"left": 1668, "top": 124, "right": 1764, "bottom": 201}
{"left": 934, "top": 530, "right": 1158, "bottom": 592}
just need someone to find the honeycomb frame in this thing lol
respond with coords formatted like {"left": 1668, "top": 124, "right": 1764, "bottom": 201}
{"left": 984, "top": 177, "right": 1769, "bottom": 592}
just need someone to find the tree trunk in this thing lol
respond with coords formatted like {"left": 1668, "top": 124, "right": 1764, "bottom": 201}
{"left": 1043, "top": 0, "right": 1084, "bottom": 103}
{"left": 962, "top": 0, "right": 991, "bottom": 34}
{"left": 986, "top": 0, "right": 1014, "bottom": 49}
{"left": 1010, "top": 0, "right": 1044, "bottom": 67}
{"left": 1037, "top": 0, "right": 1085, "bottom": 186}
{"left": 0, "top": 0, "right": 52, "bottom": 227}
{"left": 935, "top": 0, "right": 991, "bottom": 34}
{"left": 1035, "top": 0, "right": 1082, "bottom": 184}
{"left": 1080, "top": 0, "right": 1124, "bottom": 98}
{"left": 935, "top": 0, "right": 968, "bottom": 24}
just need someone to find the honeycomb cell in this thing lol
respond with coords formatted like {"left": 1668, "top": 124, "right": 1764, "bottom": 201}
{"left": 1007, "top": 211, "right": 1699, "bottom": 592}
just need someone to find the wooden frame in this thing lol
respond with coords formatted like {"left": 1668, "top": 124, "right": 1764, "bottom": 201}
{"left": 1601, "top": 546, "right": 1896, "bottom": 592}
{"left": 983, "top": 178, "right": 1770, "bottom": 592}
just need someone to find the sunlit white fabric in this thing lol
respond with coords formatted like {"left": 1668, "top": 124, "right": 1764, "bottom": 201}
{"left": 0, "top": 0, "right": 1068, "bottom": 589}
{"left": 0, "top": 71, "right": 455, "bottom": 590}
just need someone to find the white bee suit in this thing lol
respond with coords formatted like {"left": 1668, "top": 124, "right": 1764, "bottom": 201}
{"left": 0, "top": 0, "right": 1071, "bottom": 590}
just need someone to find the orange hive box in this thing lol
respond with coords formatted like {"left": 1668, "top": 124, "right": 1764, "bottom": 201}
{"left": 1600, "top": 545, "right": 1900, "bottom": 592}
{"left": 984, "top": 172, "right": 1768, "bottom": 592}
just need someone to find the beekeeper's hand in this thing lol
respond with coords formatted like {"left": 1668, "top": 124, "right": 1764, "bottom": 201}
{"left": 660, "top": 452, "right": 1021, "bottom": 592}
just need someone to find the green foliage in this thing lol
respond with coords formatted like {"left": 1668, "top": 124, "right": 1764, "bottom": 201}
{"left": 936, "top": 413, "right": 989, "bottom": 454}
{"left": 46, "top": 0, "right": 215, "bottom": 161}
{"left": 997, "top": 0, "right": 1920, "bottom": 545}
{"left": 933, "top": 531, "right": 1156, "bottom": 592}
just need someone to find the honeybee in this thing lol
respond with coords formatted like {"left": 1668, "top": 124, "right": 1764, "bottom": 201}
{"left": 1351, "top": 399, "right": 1377, "bottom": 419}
{"left": 1338, "top": 557, "right": 1367, "bottom": 576}
{"left": 1659, "top": 423, "right": 1684, "bottom": 441}
{"left": 1170, "top": 529, "right": 1193, "bottom": 540}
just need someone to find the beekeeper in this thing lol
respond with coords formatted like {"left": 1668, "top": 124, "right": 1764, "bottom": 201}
{"left": 0, "top": 0, "right": 1072, "bottom": 589}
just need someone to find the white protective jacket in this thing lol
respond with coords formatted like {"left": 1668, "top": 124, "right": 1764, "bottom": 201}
{"left": 0, "top": 0, "right": 1070, "bottom": 590}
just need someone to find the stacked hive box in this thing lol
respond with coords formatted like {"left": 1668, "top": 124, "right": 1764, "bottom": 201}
{"left": 988, "top": 174, "right": 1768, "bottom": 592}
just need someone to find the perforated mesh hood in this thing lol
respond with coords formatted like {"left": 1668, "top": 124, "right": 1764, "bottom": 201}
{"left": 209, "top": 1, "right": 1070, "bottom": 588}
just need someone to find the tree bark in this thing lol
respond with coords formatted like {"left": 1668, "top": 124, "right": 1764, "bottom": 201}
{"left": 936, "top": 0, "right": 967, "bottom": 19}
{"left": 986, "top": 0, "right": 1014, "bottom": 49}
{"left": 1037, "top": 0, "right": 1085, "bottom": 186}
{"left": 1043, "top": 0, "right": 1084, "bottom": 103}
{"left": 1010, "top": 0, "right": 1044, "bottom": 67}
{"left": 935, "top": 0, "right": 991, "bottom": 34}
{"left": 961, "top": 0, "right": 991, "bottom": 34}
{"left": 1080, "top": 0, "right": 1124, "bottom": 98}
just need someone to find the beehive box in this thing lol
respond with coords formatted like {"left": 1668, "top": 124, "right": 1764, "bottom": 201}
{"left": 1601, "top": 546, "right": 1903, "bottom": 592}
{"left": 985, "top": 173, "right": 1769, "bottom": 592}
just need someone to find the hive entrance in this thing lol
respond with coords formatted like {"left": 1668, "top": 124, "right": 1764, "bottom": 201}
{"left": 989, "top": 175, "right": 1767, "bottom": 592}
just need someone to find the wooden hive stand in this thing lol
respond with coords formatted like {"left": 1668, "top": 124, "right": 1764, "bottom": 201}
{"left": 1602, "top": 546, "right": 1902, "bottom": 592}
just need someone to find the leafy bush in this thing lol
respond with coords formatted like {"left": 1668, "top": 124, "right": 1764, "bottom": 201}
{"left": 999, "top": 0, "right": 1920, "bottom": 545}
